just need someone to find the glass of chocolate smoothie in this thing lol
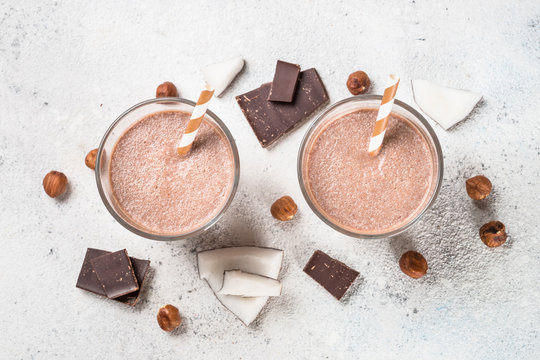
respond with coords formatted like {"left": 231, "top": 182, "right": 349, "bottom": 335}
{"left": 298, "top": 96, "right": 443, "bottom": 239}
{"left": 96, "top": 98, "right": 239, "bottom": 240}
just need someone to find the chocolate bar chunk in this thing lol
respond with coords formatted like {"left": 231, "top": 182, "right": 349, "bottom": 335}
{"left": 76, "top": 248, "right": 151, "bottom": 306}
{"left": 76, "top": 248, "right": 109, "bottom": 296}
{"left": 114, "top": 256, "right": 151, "bottom": 306}
{"left": 303, "top": 250, "right": 359, "bottom": 300}
{"left": 236, "top": 68, "right": 328, "bottom": 148}
{"left": 90, "top": 249, "right": 139, "bottom": 299}
{"left": 268, "top": 60, "right": 300, "bottom": 102}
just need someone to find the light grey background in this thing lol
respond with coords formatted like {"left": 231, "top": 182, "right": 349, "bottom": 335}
{"left": 1, "top": 0, "right": 539, "bottom": 359}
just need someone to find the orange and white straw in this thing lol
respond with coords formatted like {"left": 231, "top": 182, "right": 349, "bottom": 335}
{"left": 177, "top": 83, "right": 215, "bottom": 156}
{"left": 368, "top": 75, "right": 400, "bottom": 157}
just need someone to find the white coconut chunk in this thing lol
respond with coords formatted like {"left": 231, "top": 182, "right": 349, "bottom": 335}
{"left": 197, "top": 247, "right": 283, "bottom": 326}
{"left": 217, "top": 270, "right": 282, "bottom": 297}
{"left": 203, "top": 56, "right": 245, "bottom": 96}
{"left": 411, "top": 79, "right": 482, "bottom": 130}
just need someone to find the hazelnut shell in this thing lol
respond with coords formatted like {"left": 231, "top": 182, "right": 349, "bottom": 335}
{"left": 157, "top": 304, "right": 181, "bottom": 332}
{"left": 399, "top": 251, "right": 428, "bottom": 279}
{"left": 346, "top": 71, "right": 371, "bottom": 95}
{"left": 85, "top": 149, "right": 98, "bottom": 170}
{"left": 479, "top": 221, "right": 507, "bottom": 248}
{"left": 466, "top": 175, "right": 492, "bottom": 200}
{"left": 156, "top": 81, "right": 179, "bottom": 98}
{"left": 43, "top": 171, "right": 68, "bottom": 198}
{"left": 271, "top": 196, "right": 298, "bottom": 221}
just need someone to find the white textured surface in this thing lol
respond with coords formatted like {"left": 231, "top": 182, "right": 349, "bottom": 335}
{"left": 1, "top": 0, "right": 539, "bottom": 359}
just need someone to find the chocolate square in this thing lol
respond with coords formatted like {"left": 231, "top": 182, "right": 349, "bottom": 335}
{"left": 90, "top": 249, "right": 139, "bottom": 299}
{"left": 113, "top": 257, "right": 151, "bottom": 306}
{"left": 268, "top": 60, "right": 300, "bottom": 102}
{"left": 236, "top": 68, "right": 328, "bottom": 148}
{"left": 76, "top": 248, "right": 109, "bottom": 296}
{"left": 303, "top": 250, "right": 359, "bottom": 300}
{"left": 76, "top": 248, "right": 150, "bottom": 306}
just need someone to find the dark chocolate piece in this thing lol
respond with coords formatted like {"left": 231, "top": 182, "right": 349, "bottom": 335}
{"left": 76, "top": 248, "right": 151, "bottom": 306}
{"left": 268, "top": 60, "right": 300, "bottom": 102}
{"left": 114, "top": 256, "right": 151, "bottom": 306}
{"left": 90, "top": 249, "right": 139, "bottom": 299}
{"left": 236, "top": 68, "right": 328, "bottom": 148}
{"left": 303, "top": 250, "right": 359, "bottom": 300}
{"left": 76, "top": 248, "right": 109, "bottom": 296}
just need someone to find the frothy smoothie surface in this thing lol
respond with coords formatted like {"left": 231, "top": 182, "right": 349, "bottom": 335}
{"left": 306, "top": 109, "right": 435, "bottom": 234}
{"left": 110, "top": 110, "right": 234, "bottom": 234}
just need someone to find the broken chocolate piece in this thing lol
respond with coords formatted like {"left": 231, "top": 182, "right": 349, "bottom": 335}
{"left": 76, "top": 248, "right": 151, "bottom": 306}
{"left": 114, "top": 256, "right": 151, "bottom": 306}
{"left": 303, "top": 250, "right": 359, "bottom": 300}
{"left": 268, "top": 60, "right": 300, "bottom": 102}
{"left": 90, "top": 249, "right": 139, "bottom": 299}
{"left": 236, "top": 68, "right": 328, "bottom": 148}
{"left": 76, "top": 248, "right": 109, "bottom": 296}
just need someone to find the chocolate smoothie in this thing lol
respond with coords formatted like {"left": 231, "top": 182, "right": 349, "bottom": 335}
{"left": 305, "top": 109, "right": 435, "bottom": 234}
{"left": 110, "top": 110, "right": 235, "bottom": 235}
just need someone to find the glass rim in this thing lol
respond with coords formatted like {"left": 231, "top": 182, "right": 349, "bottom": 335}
{"left": 297, "top": 95, "right": 444, "bottom": 239}
{"left": 95, "top": 97, "right": 240, "bottom": 241}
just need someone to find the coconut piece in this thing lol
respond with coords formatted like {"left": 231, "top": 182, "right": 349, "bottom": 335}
{"left": 203, "top": 56, "right": 245, "bottom": 96}
{"left": 217, "top": 270, "right": 282, "bottom": 297}
{"left": 411, "top": 79, "right": 482, "bottom": 130}
{"left": 197, "top": 247, "right": 283, "bottom": 326}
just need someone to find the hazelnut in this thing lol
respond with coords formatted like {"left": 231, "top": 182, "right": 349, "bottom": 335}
{"left": 466, "top": 175, "right": 492, "bottom": 200}
{"left": 43, "top": 171, "right": 68, "bottom": 198}
{"left": 85, "top": 149, "right": 98, "bottom": 170}
{"left": 271, "top": 196, "right": 298, "bottom": 221}
{"left": 156, "top": 81, "right": 179, "bottom": 98}
{"left": 157, "top": 304, "right": 182, "bottom": 332}
{"left": 479, "top": 221, "right": 506, "bottom": 248}
{"left": 399, "top": 251, "right": 428, "bottom": 279}
{"left": 346, "top": 71, "right": 371, "bottom": 95}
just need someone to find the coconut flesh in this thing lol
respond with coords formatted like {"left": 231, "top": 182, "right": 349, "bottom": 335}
{"left": 197, "top": 247, "right": 283, "bottom": 326}
{"left": 217, "top": 270, "right": 282, "bottom": 297}
{"left": 412, "top": 79, "right": 482, "bottom": 130}
{"left": 203, "top": 56, "right": 245, "bottom": 96}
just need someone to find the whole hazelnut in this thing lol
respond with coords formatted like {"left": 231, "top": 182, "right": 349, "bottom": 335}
{"left": 346, "top": 71, "right": 371, "bottom": 95}
{"left": 85, "top": 149, "right": 98, "bottom": 170}
{"left": 479, "top": 221, "right": 507, "bottom": 248}
{"left": 43, "top": 171, "right": 68, "bottom": 198}
{"left": 399, "top": 251, "right": 428, "bottom": 279}
{"left": 271, "top": 196, "right": 298, "bottom": 221}
{"left": 157, "top": 304, "right": 182, "bottom": 332}
{"left": 156, "top": 81, "right": 179, "bottom": 98}
{"left": 466, "top": 175, "right": 492, "bottom": 200}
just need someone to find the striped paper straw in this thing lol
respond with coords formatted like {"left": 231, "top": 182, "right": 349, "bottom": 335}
{"left": 368, "top": 75, "right": 400, "bottom": 157}
{"left": 177, "top": 83, "right": 215, "bottom": 156}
